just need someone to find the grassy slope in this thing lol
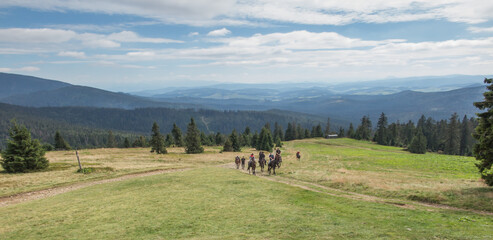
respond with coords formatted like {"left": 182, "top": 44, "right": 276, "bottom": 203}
{"left": 1, "top": 167, "right": 492, "bottom": 239}
{"left": 281, "top": 138, "right": 492, "bottom": 211}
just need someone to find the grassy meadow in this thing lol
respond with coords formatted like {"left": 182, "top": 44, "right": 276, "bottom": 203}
{"left": 1, "top": 138, "right": 492, "bottom": 239}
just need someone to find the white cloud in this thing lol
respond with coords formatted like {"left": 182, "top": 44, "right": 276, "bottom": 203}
{"left": 108, "top": 31, "right": 183, "bottom": 43}
{"left": 468, "top": 27, "right": 493, "bottom": 33}
{"left": 58, "top": 51, "right": 86, "bottom": 58}
{"left": 2, "top": 0, "right": 493, "bottom": 25}
{"left": 0, "top": 66, "right": 40, "bottom": 72}
{"left": 0, "top": 28, "right": 76, "bottom": 43}
{"left": 207, "top": 28, "right": 231, "bottom": 36}
{"left": 188, "top": 32, "right": 199, "bottom": 37}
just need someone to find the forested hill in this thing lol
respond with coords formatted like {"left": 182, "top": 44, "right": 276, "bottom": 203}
{"left": 0, "top": 72, "right": 70, "bottom": 98}
{"left": 0, "top": 103, "right": 338, "bottom": 148}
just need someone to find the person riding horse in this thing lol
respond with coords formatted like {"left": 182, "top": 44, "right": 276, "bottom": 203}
{"left": 258, "top": 151, "right": 266, "bottom": 172}
{"left": 235, "top": 156, "right": 241, "bottom": 169}
{"left": 241, "top": 156, "right": 246, "bottom": 169}
{"left": 247, "top": 156, "right": 256, "bottom": 175}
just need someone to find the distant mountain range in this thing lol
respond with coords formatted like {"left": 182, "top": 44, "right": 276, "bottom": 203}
{"left": 0, "top": 72, "right": 489, "bottom": 125}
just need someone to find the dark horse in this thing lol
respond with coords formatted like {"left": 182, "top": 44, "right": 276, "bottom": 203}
{"left": 235, "top": 156, "right": 241, "bottom": 169}
{"left": 268, "top": 154, "right": 282, "bottom": 175}
{"left": 258, "top": 152, "right": 266, "bottom": 172}
{"left": 241, "top": 157, "right": 246, "bottom": 170}
{"left": 247, "top": 158, "right": 256, "bottom": 175}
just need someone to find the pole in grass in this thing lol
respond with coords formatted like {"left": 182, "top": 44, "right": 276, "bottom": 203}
{"left": 76, "top": 148, "right": 82, "bottom": 171}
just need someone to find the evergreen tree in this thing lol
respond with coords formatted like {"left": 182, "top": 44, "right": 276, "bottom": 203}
{"left": 460, "top": 115, "right": 473, "bottom": 156}
{"left": 184, "top": 118, "right": 204, "bottom": 154}
{"left": 296, "top": 124, "right": 303, "bottom": 139}
{"left": 132, "top": 136, "right": 147, "bottom": 148}
{"left": 200, "top": 131, "right": 211, "bottom": 146}
{"left": 165, "top": 133, "right": 174, "bottom": 147}
{"left": 445, "top": 113, "right": 460, "bottom": 155}
{"left": 374, "top": 112, "right": 389, "bottom": 145}
{"left": 285, "top": 123, "right": 295, "bottom": 141}
{"left": 257, "top": 127, "right": 274, "bottom": 151}
{"left": 473, "top": 78, "right": 493, "bottom": 185}
{"left": 304, "top": 129, "right": 310, "bottom": 139}
{"left": 408, "top": 130, "right": 427, "bottom": 154}
{"left": 355, "top": 115, "right": 372, "bottom": 140}
{"left": 347, "top": 123, "right": 355, "bottom": 138}
{"left": 251, "top": 131, "right": 259, "bottom": 148}
{"left": 171, "top": 123, "right": 184, "bottom": 147}
{"left": 107, "top": 130, "right": 116, "bottom": 148}
{"left": 324, "top": 117, "right": 331, "bottom": 137}
{"left": 387, "top": 122, "right": 401, "bottom": 146}
{"left": 273, "top": 122, "right": 284, "bottom": 141}
{"left": 223, "top": 137, "right": 233, "bottom": 152}
{"left": 54, "top": 131, "right": 71, "bottom": 150}
{"left": 150, "top": 122, "right": 167, "bottom": 154}
{"left": 1, "top": 121, "right": 49, "bottom": 173}
{"left": 123, "top": 137, "right": 131, "bottom": 148}
{"left": 275, "top": 136, "right": 283, "bottom": 148}
{"left": 215, "top": 132, "right": 225, "bottom": 146}
{"left": 338, "top": 127, "right": 345, "bottom": 137}
{"left": 402, "top": 120, "right": 416, "bottom": 146}
{"left": 229, "top": 129, "right": 241, "bottom": 152}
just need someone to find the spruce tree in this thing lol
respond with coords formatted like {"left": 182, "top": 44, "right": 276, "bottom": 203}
{"left": 374, "top": 112, "right": 389, "bottom": 145}
{"left": 251, "top": 131, "right": 259, "bottom": 148}
{"left": 1, "top": 121, "right": 49, "bottom": 173}
{"left": 285, "top": 123, "right": 295, "bottom": 141}
{"left": 347, "top": 123, "right": 355, "bottom": 138}
{"left": 223, "top": 137, "right": 233, "bottom": 152}
{"left": 324, "top": 117, "right": 331, "bottom": 137}
{"left": 165, "top": 133, "right": 174, "bottom": 147}
{"left": 229, "top": 129, "right": 241, "bottom": 152}
{"left": 273, "top": 122, "right": 284, "bottom": 141}
{"left": 123, "top": 137, "right": 130, "bottom": 148}
{"left": 460, "top": 115, "right": 473, "bottom": 156}
{"left": 54, "top": 131, "right": 71, "bottom": 150}
{"left": 355, "top": 115, "right": 372, "bottom": 140}
{"left": 215, "top": 132, "right": 225, "bottom": 146}
{"left": 107, "top": 130, "right": 116, "bottom": 148}
{"left": 171, "top": 123, "right": 184, "bottom": 147}
{"left": 338, "top": 127, "right": 345, "bottom": 137}
{"left": 408, "top": 130, "right": 427, "bottom": 154}
{"left": 257, "top": 127, "right": 274, "bottom": 151}
{"left": 150, "top": 122, "right": 167, "bottom": 154}
{"left": 184, "top": 118, "right": 204, "bottom": 154}
{"left": 473, "top": 78, "right": 493, "bottom": 185}
{"left": 445, "top": 113, "right": 460, "bottom": 155}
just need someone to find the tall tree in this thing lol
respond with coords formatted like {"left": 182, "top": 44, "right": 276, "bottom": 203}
{"left": 171, "top": 123, "right": 184, "bottom": 147}
{"left": 355, "top": 115, "right": 372, "bottom": 141}
{"left": 445, "top": 113, "right": 460, "bottom": 155}
{"left": 257, "top": 127, "right": 274, "bottom": 151}
{"left": 107, "top": 130, "right": 116, "bottom": 148}
{"left": 408, "top": 130, "right": 427, "bottom": 154}
{"left": 185, "top": 118, "right": 204, "bottom": 154}
{"left": 460, "top": 115, "right": 473, "bottom": 156}
{"left": 285, "top": 123, "right": 295, "bottom": 141}
{"left": 123, "top": 137, "right": 131, "bottom": 148}
{"left": 324, "top": 117, "right": 331, "bottom": 137}
{"left": 338, "top": 127, "right": 345, "bottom": 137}
{"left": 1, "top": 121, "right": 49, "bottom": 173}
{"left": 150, "top": 122, "right": 167, "bottom": 154}
{"left": 54, "top": 131, "right": 71, "bottom": 150}
{"left": 347, "top": 123, "right": 355, "bottom": 138}
{"left": 229, "top": 129, "right": 241, "bottom": 152}
{"left": 473, "top": 78, "right": 493, "bottom": 186}
{"left": 273, "top": 122, "right": 284, "bottom": 141}
{"left": 215, "top": 132, "right": 225, "bottom": 146}
{"left": 165, "top": 133, "right": 174, "bottom": 147}
{"left": 222, "top": 137, "right": 233, "bottom": 152}
{"left": 374, "top": 112, "right": 389, "bottom": 145}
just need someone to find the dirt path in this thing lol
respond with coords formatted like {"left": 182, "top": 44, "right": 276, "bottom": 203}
{"left": 0, "top": 168, "right": 192, "bottom": 207}
{"left": 222, "top": 163, "right": 493, "bottom": 216}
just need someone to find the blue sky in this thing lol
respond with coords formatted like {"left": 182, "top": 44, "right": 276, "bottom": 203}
{"left": 0, "top": 0, "right": 492, "bottom": 91}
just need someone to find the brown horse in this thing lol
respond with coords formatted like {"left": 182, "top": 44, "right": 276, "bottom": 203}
{"left": 247, "top": 158, "right": 256, "bottom": 175}
{"left": 258, "top": 152, "right": 266, "bottom": 172}
{"left": 241, "top": 157, "right": 246, "bottom": 170}
{"left": 235, "top": 156, "right": 241, "bottom": 169}
{"left": 268, "top": 154, "right": 282, "bottom": 175}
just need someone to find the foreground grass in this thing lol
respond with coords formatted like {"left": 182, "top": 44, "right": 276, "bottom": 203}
{"left": 0, "top": 146, "right": 246, "bottom": 197}
{"left": 1, "top": 167, "right": 492, "bottom": 239}
{"left": 281, "top": 138, "right": 493, "bottom": 212}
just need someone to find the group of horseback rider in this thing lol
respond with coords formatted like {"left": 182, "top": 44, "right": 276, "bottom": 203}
{"left": 235, "top": 148, "right": 300, "bottom": 175}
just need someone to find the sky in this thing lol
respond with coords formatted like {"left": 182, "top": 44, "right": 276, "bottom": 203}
{"left": 0, "top": 0, "right": 492, "bottom": 92}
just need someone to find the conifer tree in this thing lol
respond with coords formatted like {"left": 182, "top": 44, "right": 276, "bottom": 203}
{"left": 285, "top": 123, "right": 295, "bottom": 141}
{"left": 123, "top": 137, "right": 131, "bottom": 148}
{"left": 273, "top": 122, "right": 284, "bottom": 141}
{"left": 445, "top": 113, "right": 460, "bottom": 155}
{"left": 257, "top": 127, "right": 274, "bottom": 151}
{"left": 347, "top": 123, "right": 355, "bottom": 138}
{"left": 252, "top": 131, "right": 259, "bottom": 148}
{"left": 374, "top": 112, "right": 389, "bottom": 145}
{"left": 324, "top": 117, "right": 331, "bottom": 137}
{"left": 408, "top": 130, "right": 427, "bottom": 154}
{"left": 165, "top": 133, "right": 174, "bottom": 147}
{"left": 338, "top": 127, "right": 345, "bottom": 137}
{"left": 215, "top": 132, "right": 225, "bottom": 146}
{"left": 171, "top": 123, "right": 184, "bottom": 147}
{"left": 275, "top": 136, "right": 283, "bottom": 148}
{"left": 107, "top": 130, "right": 116, "bottom": 148}
{"left": 473, "top": 78, "right": 493, "bottom": 185}
{"left": 223, "top": 137, "right": 233, "bottom": 152}
{"left": 1, "top": 121, "right": 49, "bottom": 173}
{"left": 150, "top": 122, "right": 167, "bottom": 154}
{"left": 229, "top": 129, "right": 241, "bottom": 152}
{"left": 304, "top": 129, "right": 310, "bottom": 139}
{"left": 185, "top": 118, "right": 204, "bottom": 154}
{"left": 355, "top": 115, "right": 372, "bottom": 140}
{"left": 54, "top": 131, "right": 71, "bottom": 150}
{"left": 460, "top": 115, "right": 473, "bottom": 156}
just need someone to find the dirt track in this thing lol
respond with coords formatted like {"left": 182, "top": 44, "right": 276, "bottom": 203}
{"left": 0, "top": 168, "right": 191, "bottom": 207}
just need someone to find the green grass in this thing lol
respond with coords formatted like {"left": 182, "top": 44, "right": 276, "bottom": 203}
{"left": 1, "top": 167, "right": 492, "bottom": 239}
{"left": 280, "top": 138, "right": 493, "bottom": 212}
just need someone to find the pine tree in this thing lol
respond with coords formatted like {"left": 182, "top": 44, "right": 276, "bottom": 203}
{"left": 374, "top": 112, "right": 389, "bottom": 145}
{"left": 473, "top": 78, "right": 493, "bottom": 186}
{"left": 150, "top": 122, "right": 167, "bottom": 154}
{"left": 223, "top": 137, "right": 233, "bottom": 152}
{"left": 324, "top": 117, "right": 331, "bottom": 137}
{"left": 165, "top": 133, "right": 174, "bottom": 147}
{"left": 304, "top": 129, "right": 310, "bottom": 139}
{"left": 460, "top": 115, "right": 473, "bottom": 156}
{"left": 54, "top": 131, "right": 71, "bottom": 150}
{"left": 408, "top": 130, "right": 427, "bottom": 154}
{"left": 229, "top": 129, "right": 241, "bottom": 152}
{"left": 338, "top": 127, "right": 345, "bottom": 137}
{"left": 275, "top": 136, "right": 283, "bottom": 148}
{"left": 123, "top": 137, "right": 131, "bottom": 148}
{"left": 251, "top": 131, "right": 259, "bottom": 148}
{"left": 171, "top": 123, "right": 184, "bottom": 147}
{"left": 285, "top": 123, "right": 295, "bottom": 141}
{"left": 107, "top": 130, "right": 116, "bottom": 148}
{"left": 1, "top": 121, "right": 49, "bottom": 173}
{"left": 273, "top": 122, "right": 284, "bottom": 141}
{"left": 257, "top": 127, "right": 274, "bottom": 151}
{"left": 445, "top": 113, "right": 460, "bottom": 155}
{"left": 185, "top": 118, "right": 204, "bottom": 154}
{"left": 215, "top": 132, "right": 225, "bottom": 146}
{"left": 347, "top": 123, "right": 355, "bottom": 138}
{"left": 355, "top": 115, "right": 372, "bottom": 140}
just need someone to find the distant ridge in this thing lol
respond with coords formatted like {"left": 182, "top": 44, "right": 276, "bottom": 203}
{"left": 0, "top": 72, "right": 70, "bottom": 98}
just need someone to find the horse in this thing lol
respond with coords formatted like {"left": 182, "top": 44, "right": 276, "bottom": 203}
{"left": 268, "top": 154, "right": 282, "bottom": 175}
{"left": 241, "top": 157, "right": 246, "bottom": 170}
{"left": 247, "top": 158, "right": 256, "bottom": 175}
{"left": 235, "top": 156, "right": 241, "bottom": 169}
{"left": 258, "top": 152, "right": 266, "bottom": 172}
